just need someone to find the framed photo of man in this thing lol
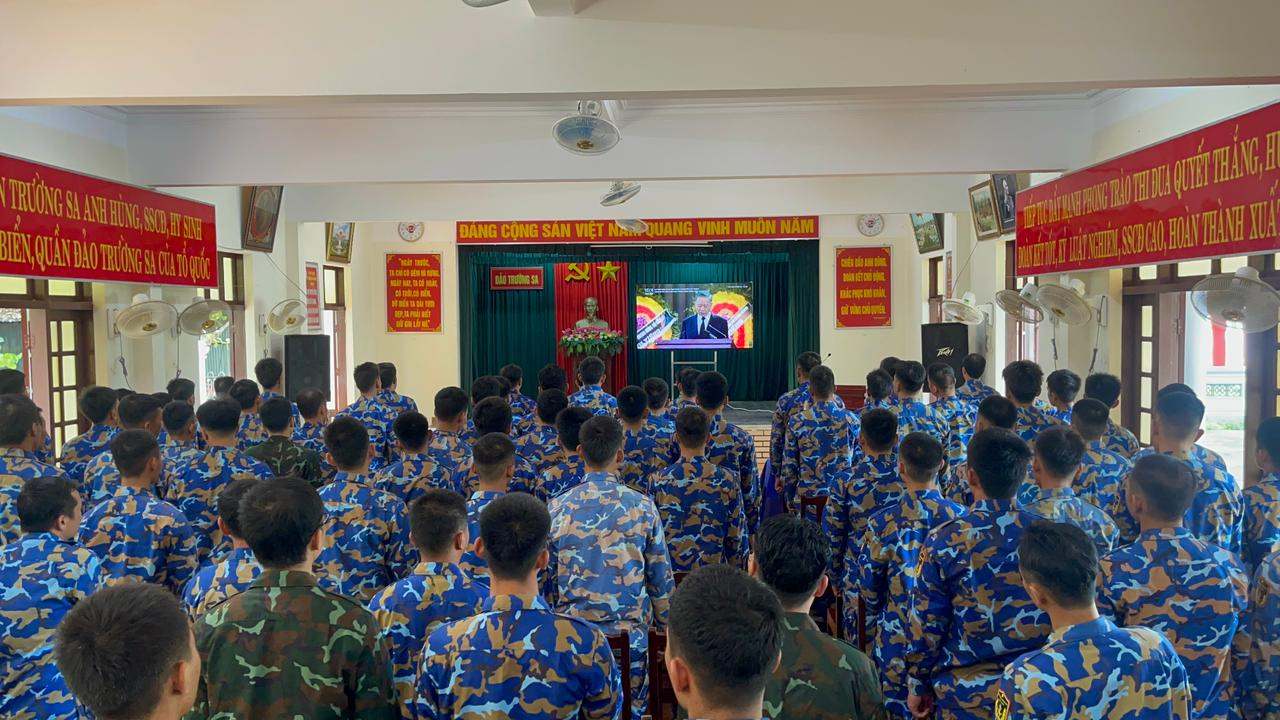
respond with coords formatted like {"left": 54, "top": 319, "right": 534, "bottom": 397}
{"left": 991, "top": 173, "right": 1022, "bottom": 232}
{"left": 326, "top": 222, "right": 355, "bottom": 263}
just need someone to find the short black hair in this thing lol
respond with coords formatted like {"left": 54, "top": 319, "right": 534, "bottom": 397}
{"left": 1070, "top": 398, "right": 1111, "bottom": 441}
{"left": 536, "top": 389, "right": 569, "bottom": 425}
{"left": 258, "top": 397, "right": 294, "bottom": 433}
{"left": 493, "top": 373, "right": 513, "bottom": 400}
{"left": 1259, "top": 417, "right": 1280, "bottom": 464}
{"left": 80, "top": 386, "right": 118, "bottom": 424}
{"left": 579, "top": 415, "right": 625, "bottom": 468}
{"left": 254, "top": 357, "right": 283, "bottom": 390}
{"left": 434, "top": 386, "right": 469, "bottom": 421}
{"left": 295, "top": 388, "right": 326, "bottom": 420}
{"left": 978, "top": 395, "right": 1017, "bottom": 430}
{"left": 555, "top": 407, "right": 593, "bottom": 452}
{"left": 642, "top": 378, "right": 669, "bottom": 411}
{"left": 410, "top": 488, "right": 469, "bottom": 555}
{"left": 474, "top": 432, "right": 516, "bottom": 482}
{"left": 213, "top": 376, "right": 235, "bottom": 396}
{"left": 217, "top": 477, "right": 258, "bottom": 540}
{"left": 695, "top": 371, "right": 728, "bottom": 410}
{"left": 151, "top": 392, "right": 172, "bottom": 406}
{"left": 499, "top": 364, "right": 523, "bottom": 388}
{"left": 377, "top": 361, "right": 398, "bottom": 390}
{"left": 325, "top": 416, "right": 370, "bottom": 470}
{"left": 473, "top": 397, "right": 512, "bottom": 436}
{"left": 754, "top": 515, "right": 829, "bottom": 607}
{"left": 1084, "top": 373, "right": 1123, "bottom": 406}
{"left": 796, "top": 351, "right": 823, "bottom": 376}
{"left": 111, "top": 429, "right": 160, "bottom": 478}
{"left": 1034, "top": 426, "right": 1085, "bottom": 479}
{"left": 900, "top": 431, "right": 944, "bottom": 482}
{"left": 166, "top": 377, "right": 196, "bottom": 403}
{"left": 1129, "top": 454, "right": 1196, "bottom": 521}
{"left": 56, "top": 583, "right": 193, "bottom": 720}
{"left": 895, "top": 360, "right": 927, "bottom": 394}
{"left": 0, "top": 368, "right": 24, "bottom": 394}
{"left": 675, "top": 406, "right": 710, "bottom": 449}
{"left": 0, "top": 394, "right": 41, "bottom": 446}
{"left": 393, "top": 412, "right": 431, "bottom": 452}
{"left": 879, "top": 356, "right": 901, "bottom": 375}
{"left": 196, "top": 398, "right": 241, "bottom": 434}
{"left": 17, "top": 475, "right": 78, "bottom": 533}
{"left": 1157, "top": 382, "right": 1197, "bottom": 399}
{"left": 480, "top": 492, "right": 550, "bottom": 580}
{"left": 864, "top": 369, "right": 892, "bottom": 402}
{"left": 238, "top": 476, "right": 325, "bottom": 567}
{"left": 117, "top": 393, "right": 163, "bottom": 430}
{"left": 667, "top": 564, "right": 783, "bottom": 708}
{"left": 677, "top": 367, "right": 701, "bottom": 397}
{"left": 1154, "top": 391, "right": 1205, "bottom": 442}
{"left": 617, "top": 386, "right": 648, "bottom": 421}
{"left": 967, "top": 427, "right": 1032, "bottom": 500}
{"left": 809, "top": 365, "right": 835, "bottom": 398}
{"left": 962, "top": 353, "right": 987, "bottom": 380}
{"left": 860, "top": 408, "right": 897, "bottom": 452}
{"left": 1003, "top": 360, "right": 1044, "bottom": 404}
{"left": 927, "top": 362, "right": 956, "bottom": 392}
{"left": 577, "top": 356, "right": 606, "bottom": 386}
{"left": 537, "top": 364, "right": 568, "bottom": 392}
{"left": 353, "top": 362, "right": 380, "bottom": 393}
{"left": 228, "top": 379, "right": 260, "bottom": 411}
{"left": 1047, "top": 369, "right": 1082, "bottom": 404}
{"left": 1019, "top": 521, "right": 1098, "bottom": 609}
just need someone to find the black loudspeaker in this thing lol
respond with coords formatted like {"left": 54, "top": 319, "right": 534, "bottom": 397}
{"left": 284, "top": 334, "right": 332, "bottom": 402}
{"left": 921, "top": 322, "right": 969, "bottom": 374}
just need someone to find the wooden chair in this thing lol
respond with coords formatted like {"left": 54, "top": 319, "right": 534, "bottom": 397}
{"left": 647, "top": 630, "right": 677, "bottom": 720}
{"left": 606, "top": 632, "right": 632, "bottom": 720}
{"left": 799, "top": 494, "right": 828, "bottom": 525}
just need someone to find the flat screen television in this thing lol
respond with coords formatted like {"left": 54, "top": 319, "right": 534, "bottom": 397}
{"left": 635, "top": 282, "right": 754, "bottom": 350}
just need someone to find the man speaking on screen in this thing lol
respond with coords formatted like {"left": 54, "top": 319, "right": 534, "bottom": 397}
{"left": 681, "top": 292, "right": 730, "bottom": 340}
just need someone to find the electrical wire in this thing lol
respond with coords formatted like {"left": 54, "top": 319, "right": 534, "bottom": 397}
{"left": 261, "top": 250, "right": 308, "bottom": 298}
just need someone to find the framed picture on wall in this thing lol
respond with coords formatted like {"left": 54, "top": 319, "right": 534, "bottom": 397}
{"left": 991, "top": 173, "right": 1021, "bottom": 232}
{"left": 241, "top": 185, "right": 283, "bottom": 253}
{"left": 326, "top": 222, "right": 355, "bottom": 263}
{"left": 968, "top": 180, "right": 1002, "bottom": 241}
{"left": 909, "top": 212, "right": 944, "bottom": 254}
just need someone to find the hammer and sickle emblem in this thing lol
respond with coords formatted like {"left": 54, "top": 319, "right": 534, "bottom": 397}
{"left": 565, "top": 263, "right": 591, "bottom": 282}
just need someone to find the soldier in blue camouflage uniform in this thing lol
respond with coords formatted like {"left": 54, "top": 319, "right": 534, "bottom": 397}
{"left": 1106, "top": 391, "right": 1241, "bottom": 552}
{"left": 693, "top": 371, "right": 761, "bottom": 532}
{"left": 377, "top": 361, "right": 419, "bottom": 416}
{"left": 856, "top": 431, "right": 965, "bottom": 718}
{"left": 79, "top": 430, "right": 199, "bottom": 595}
{"left": 956, "top": 353, "right": 999, "bottom": 405}
{"left": 81, "top": 392, "right": 165, "bottom": 506}
{"left": 158, "top": 400, "right": 203, "bottom": 498}
{"left": 1, "top": 476, "right": 106, "bottom": 720}
{"left": 417, "top": 492, "right": 622, "bottom": 720}
{"left": 228, "top": 378, "right": 269, "bottom": 450}
{"left": 617, "top": 385, "right": 675, "bottom": 495}
{"left": 770, "top": 351, "right": 829, "bottom": 471}
{"left": 1085, "top": 373, "right": 1141, "bottom": 458}
{"left": 291, "top": 386, "right": 330, "bottom": 454}
{"left": 1137, "top": 384, "right": 1229, "bottom": 472}
{"left": 666, "top": 366, "right": 701, "bottom": 423}
{"left": 0, "top": 395, "right": 67, "bottom": 544}
{"left": 642, "top": 377, "right": 676, "bottom": 432}
{"left": 652, "top": 406, "right": 748, "bottom": 572}
{"left": 316, "top": 416, "right": 413, "bottom": 602}
{"left": 168, "top": 398, "right": 272, "bottom": 563}
{"left": 826, "top": 409, "right": 900, "bottom": 597}
{"left": 500, "top": 363, "right": 536, "bottom": 423}
{"left": 255, "top": 356, "right": 303, "bottom": 427}
{"left": 863, "top": 368, "right": 897, "bottom": 412}
{"left": 1070, "top": 398, "right": 1133, "bottom": 510}
{"left": 367, "top": 489, "right": 483, "bottom": 717}
{"left": 1097, "top": 453, "right": 1248, "bottom": 720}
{"left": 338, "top": 361, "right": 400, "bottom": 463}
{"left": 1023, "top": 426, "right": 1121, "bottom": 556}
{"left": 1242, "top": 548, "right": 1280, "bottom": 720}
{"left": 927, "top": 363, "right": 977, "bottom": 476}
{"left": 1044, "top": 368, "right": 1080, "bottom": 424}
{"left": 0, "top": 369, "right": 55, "bottom": 465}
{"left": 456, "top": 433, "right": 517, "bottom": 592}
{"left": 780, "top": 364, "right": 859, "bottom": 509}
{"left": 538, "top": 406, "right": 592, "bottom": 500}
{"left": 941, "top": 395, "right": 1019, "bottom": 506}
{"left": 428, "top": 386, "right": 473, "bottom": 470}
{"left": 895, "top": 361, "right": 951, "bottom": 444}
{"left": 1003, "top": 360, "right": 1063, "bottom": 444}
{"left": 459, "top": 375, "right": 509, "bottom": 446}
{"left": 375, "top": 411, "right": 459, "bottom": 503}
{"left": 569, "top": 356, "right": 618, "bottom": 416}
{"left": 548, "top": 415, "right": 674, "bottom": 719}
{"left": 514, "top": 388, "right": 566, "bottom": 471}
{"left": 56, "top": 385, "right": 119, "bottom": 487}
{"left": 191, "top": 477, "right": 398, "bottom": 718}
{"left": 1242, "top": 417, "right": 1280, "bottom": 575}
{"left": 997, "top": 521, "right": 1192, "bottom": 720}
{"left": 452, "top": 397, "right": 540, "bottom": 496}
{"left": 904, "top": 428, "right": 1050, "bottom": 720}
{"left": 181, "top": 477, "right": 260, "bottom": 619}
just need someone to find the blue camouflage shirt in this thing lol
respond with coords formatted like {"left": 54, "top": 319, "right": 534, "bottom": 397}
{"left": 825, "top": 451, "right": 899, "bottom": 591}
{"left": 181, "top": 545, "right": 261, "bottom": 619}
{"left": 260, "top": 389, "right": 304, "bottom": 427}
{"left": 701, "top": 413, "right": 759, "bottom": 533}
{"left": 56, "top": 423, "right": 117, "bottom": 487}
{"left": 1243, "top": 471, "right": 1280, "bottom": 575}
{"left": 338, "top": 395, "right": 399, "bottom": 460}
{"left": 1107, "top": 450, "right": 1242, "bottom": 554}
{"left": 1101, "top": 418, "right": 1141, "bottom": 458}
{"left": 781, "top": 398, "right": 859, "bottom": 506}
{"left": 0, "top": 532, "right": 106, "bottom": 720}
{"left": 374, "top": 451, "right": 460, "bottom": 505}
{"left": 316, "top": 471, "right": 414, "bottom": 603}
{"left": 515, "top": 423, "right": 559, "bottom": 470}
{"left": 0, "top": 448, "right": 66, "bottom": 545}
{"left": 235, "top": 412, "right": 268, "bottom": 450}
{"left": 168, "top": 445, "right": 272, "bottom": 562}
{"left": 1076, "top": 440, "right": 1132, "bottom": 511}
{"left": 376, "top": 388, "right": 418, "bottom": 417}
{"left": 1012, "top": 403, "right": 1062, "bottom": 444}
{"left": 956, "top": 379, "right": 998, "bottom": 404}
{"left": 770, "top": 381, "right": 846, "bottom": 468}
{"left": 897, "top": 398, "right": 951, "bottom": 445}
{"left": 1242, "top": 549, "right": 1280, "bottom": 720}
{"left": 457, "top": 489, "right": 502, "bottom": 593}
{"left": 427, "top": 428, "right": 472, "bottom": 470}
{"left": 651, "top": 455, "right": 748, "bottom": 572}
{"left": 619, "top": 421, "right": 675, "bottom": 496}
{"left": 507, "top": 391, "right": 535, "bottom": 421}
{"left": 78, "top": 484, "right": 199, "bottom": 595}
{"left": 292, "top": 420, "right": 327, "bottom": 454}
{"left": 1097, "top": 527, "right": 1248, "bottom": 720}
{"left": 929, "top": 395, "right": 976, "bottom": 473}
{"left": 538, "top": 453, "right": 588, "bottom": 501}
{"left": 569, "top": 385, "right": 618, "bottom": 416}
{"left": 1023, "top": 486, "right": 1121, "bottom": 557}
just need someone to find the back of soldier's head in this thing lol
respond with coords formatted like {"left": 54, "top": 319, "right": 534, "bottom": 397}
{"left": 1157, "top": 382, "right": 1196, "bottom": 400}
{"left": 1130, "top": 454, "right": 1196, "bottom": 522}
{"left": 0, "top": 368, "right": 25, "bottom": 395}
{"left": 577, "top": 356, "right": 606, "bottom": 386}
{"left": 977, "top": 395, "right": 1017, "bottom": 430}
{"left": 642, "top": 378, "right": 669, "bottom": 412}
{"left": 166, "top": 377, "right": 196, "bottom": 404}
{"left": 393, "top": 412, "right": 431, "bottom": 452}
{"left": 410, "top": 488, "right": 468, "bottom": 557}
{"left": 536, "top": 389, "right": 569, "bottom": 425}
{"left": 537, "top": 363, "right": 568, "bottom": 393}
{"left": 1070, "top": 398, "right": 1110, "bottom": 441}
{"left": 754, "top": 515, "right": 829, "bottom": 609}
{"left": 111, "top": 429, "right": 160, "bottom": 478}
{"left": 1259, "top": 417, "right": 1280, "bottom": 466}
{"left": 254, "top": 357, "right": 283, "bottom": 390}
{"left": 967, "top": 428, "right": 1031, "bottom": 500}
{"left": 196, "top": 398, "right": 240, "bottom": 435}
{"left": 213, "top": 376, "right": 235, "bottom": 396}
{"left": 217, "top": 478, "right": 258, "bottom": 541}
{"left": 162, "top": 401, "right": 195, "bottom": 436}
{"left": 480, "top": 492, "right": 550, "bottom": 580}
{"left": 860, "top": 408, "right": 897, "bottom": 453}
{"left": 900, "top": 431, "right": 944, "bottom": 483}
{"left": 962, "top": 353, "right": 987, "bottom": 380}
{"left": 677, "top": 367, "right": 700, "bottom": 397}
{"left": 434, "top": 386, "right": 469, "bottom": 422}
{"left": 864, "top": 369, "right": 892, "bottom": 402}
{"left": 295, "top": 388, "right": 326, "bottom": 420}
{"left": 118, "top": 393, "right": 163, "bottom": 431}
{"left": 675, "top": 406, "right": 710, "bottom": 450}
{"left": 1084, "top": 373, "right": 1123, "bottom": 406}
{"left": 258, "top": 397, "right": 294, "bottom": 434}
{"left": 378, "top": 361, "right": 398, "bottom": 390}
{"left": 808, "top": 365, "right": 835, "bottom": 399}
{"left": 1019, "top": 521, "right": 1098, "bottom": 610}
{"left": 895, "top": 361, "right": 927, "bottom": 394}
{"left": 1002, "top": 360, "right": 1044, "bottom": 404}
{"left": 474, "top": 432, "right": 515, "bottom": 483}
{"left": 1154, "top": 391, "right": 1205, "bottom": 443}
{"left": 1047, "top": 369, "right": 1081, "bottom": 404}
{"left": 56, "top": 583, "right": 196, "bottom": 720}
{"left": 499, "top": 363, "right": 523, "bottom": 390}
{"left": 927, "top": 362, "right": 956, "bottom": 392}
{"left": 80, "top": 386, "right": 119, "bottom": 424}
{"left": 617, "top": 385, "right": 648, "bottom": 422}
{"left": 17, "top": 475, "right": 78, "bottom": 533}
{"left": 239, "top": 476, "right": 324, "bottom": 568}
{"left": 579, "top": 415, "right": 625, "bottom": 469}
{"left": 470, "top": 375, "right": 506, "bottom": 405}
{"left": 0, "top": 394, "right": 41, "bottom": 447}
{"left": 879, "top": 356, "right": 901, "bottom": 375}
{"left": 473, "top": 397, "right": 512, "bottom": 436}
{"left": 324, "top": 416, "right": 370, "bottom": 470}
{"left": 227, "top": 379, "right": 259, "bottom": 411}
{"left": 695, "top": 371, "right": 729, "bottom": 411}
{"left": 556, "top": 407, "right": 593, "bottom": 452}
{"left": 667, "top": 564, "right": 783, "bottom": 710}
{"left": 353, "top": 362, "right": 380, "bottom": 393}
{"left": 1034, "top": 426, "right": 1086, "bottom": 480}
{"left": 796, "top": 351, "right": 822, "bottom": 377}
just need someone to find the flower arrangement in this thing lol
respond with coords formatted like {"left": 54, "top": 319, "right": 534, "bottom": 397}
{"left": 558, "top": 327, "right": 625, "bottom": 357}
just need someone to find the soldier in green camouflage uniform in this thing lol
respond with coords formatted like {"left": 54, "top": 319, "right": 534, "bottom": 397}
{"left": 246, "top": 396, "right": 323, "bottom": 486}
{"left": 188, "top": 476, "right": 397, "bottom": 719}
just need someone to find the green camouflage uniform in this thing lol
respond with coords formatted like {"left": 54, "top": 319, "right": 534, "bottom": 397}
{"left": 245, "top": 435, "right": 324, "bottom": 486}
{"left": 762, "top": 611, "right": 888, "bottom": 720}
{"left": 187, "top": 569, "right": 397, "bottom": 719}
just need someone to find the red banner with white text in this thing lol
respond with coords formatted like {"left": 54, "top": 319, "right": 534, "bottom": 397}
{"left": 0, "top": 153, "right": 217, "bottom": 287}
{"left": 458, "top": 216, "right": 819, "bottom": 245}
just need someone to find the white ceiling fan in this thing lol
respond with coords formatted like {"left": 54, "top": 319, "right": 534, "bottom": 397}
{"left": 601, "top": 181, "right": 641, "bottom": 207}
{"left": 553, "top": 101, "right": 621, "bottom": 155}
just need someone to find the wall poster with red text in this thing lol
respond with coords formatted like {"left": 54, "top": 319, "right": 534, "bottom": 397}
{"left": 835, "top": 246, "right": 892, "bottom": 328}
{"left": 386, "top": 253, "right": 442, "bottom": 333}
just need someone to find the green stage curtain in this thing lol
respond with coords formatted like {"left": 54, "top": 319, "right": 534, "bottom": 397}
{"left": 459, "top": 240, "right": 820, "bottom": 401}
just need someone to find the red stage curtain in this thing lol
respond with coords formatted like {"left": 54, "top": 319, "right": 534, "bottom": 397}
{"left": 554, "top": 261, "right": 629, "bottom": 394}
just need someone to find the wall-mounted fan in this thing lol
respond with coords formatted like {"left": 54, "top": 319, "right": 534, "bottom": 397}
{"left": 114, "top": 294, "right": 177, "bottom": 338}
{"left": 265, "top": 299, "right": 306, "bottom": 335}
{"left": 553, "top": 101, "right": 621, "bottom": 155}
{"left": 615, "top": 219, "right": 649, "bottom": 234}
{"left": 1037, "top": 278, "right": 1093, "bottom": 327}
{"left": 178, "top": 298, "right": 232, "bottom": 336}
{"left": 1190, "top": 266, "right": 1280, "bottom": 333}
{"left": 994, "top": 284, "right": 1045, "bottom": 324}
{"left": 942, "top": 292, "right": 985, "bottom": 326}
{"left": 600, "top": 181, "right": 641, "bottom": 207}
